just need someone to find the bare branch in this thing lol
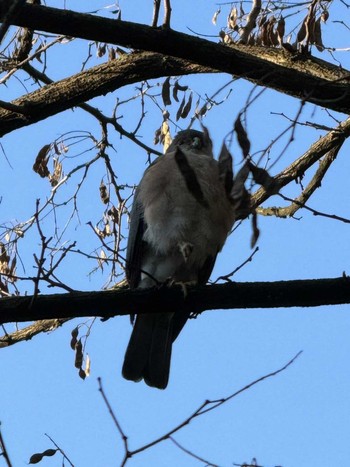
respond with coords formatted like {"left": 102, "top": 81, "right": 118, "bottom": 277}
{"left": 250, "top": 116, "right": 350, "bottom": 212}
{"left": 0, "top": 423, "right": 12, "bottom": 467}
{"left": 0, "top": 318, "right": 70, "bottom": 348}
{"left": 0, "top": 2, "right": 349, "bottom": 115}
{"left": 257, "top": 145, "right": 341, "bottom": 218}
{"left": 129, "top": 352, "right": 302, "bottom": 457}
{"left": 1, "top": 277, "right": 350, "bottom": 325}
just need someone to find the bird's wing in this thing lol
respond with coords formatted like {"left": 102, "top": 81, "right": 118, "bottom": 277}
{"left": 125, "top": 189, "right": 145, "bottom": 289}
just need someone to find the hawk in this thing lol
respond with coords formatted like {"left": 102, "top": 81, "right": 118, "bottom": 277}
{"left": 122, "top": 129, "right": 236, "bottom": 389}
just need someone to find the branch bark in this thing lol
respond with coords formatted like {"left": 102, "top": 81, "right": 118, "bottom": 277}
{"left": 0, "top": 52, "right": 211, "bottom": 137}
{"left": 1, "top": 1, "right": 350, "bottom": 115}
{"left": 1, "top": 276, "right": 350, "bottom": 325}
{"left": 250, "top": 116, "right": 350, "bottom": 211}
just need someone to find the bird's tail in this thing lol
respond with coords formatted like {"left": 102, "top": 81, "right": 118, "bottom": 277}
{"left": 122, "top": 313, "right": 173, "bottom": 389}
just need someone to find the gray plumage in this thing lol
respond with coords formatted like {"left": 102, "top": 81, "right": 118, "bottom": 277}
{"left": 122, "top": 129, "right": 236, "bottom": 389}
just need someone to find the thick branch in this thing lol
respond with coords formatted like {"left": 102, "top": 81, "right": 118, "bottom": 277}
{"left": 1, "top": 1, "right": 350, "bottom": 113}
{"left": 1, "top": 276, "right": 350, "bottom": 325}
{"left": 0, "top": 52, "right": 211, "bottom": 136}
{"left": 250, "top": 116, "right": 350, "bottom": 211}
{"left": 257, "top": 145, "right": 340, "bottom": 218}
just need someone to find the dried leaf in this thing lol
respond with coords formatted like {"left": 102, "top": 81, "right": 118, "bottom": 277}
{"left": 50, "top": 158, "right": 62, "bottom": 187}
{"left": 176, "top": 95, "right": 186, "bottom": 121}
{"left": 70, "top": 326, "right": 79, "bottom": 350}
{"left": 231, "top": 163, "right": 249, "bottom": 201}
{"left": 297, "top": 18, "right": 307, "bottom": 43}
{"left": 218, "top": 142, "right": 234, "bottom": 195}
{"left": 260, "top": 21, "right": 269, "bottom": 46}
{"left": 29, "top": 449, "right": 57, "bottom": 464}
{"left": 14, "top": 228, "right": 24, "bottom": 238}
{"left": 313, "top": 17, "right": 324, "bottom": 51}
{"left": 98, "top": 249, "right": 107, "bottom": 269}
{"left": 307, "top": 16, "right": 316, "bottom": 44}
{"left": 234, "top": 115, "right": 250, "bottom": 158}
{"left": 0, "top": 279, "right": 9, "bottom": 294}
{"left": 94, "top": 225, "right": 105, "bottom": 238}
{"left": 33, "top": 144, "right": 50, "bottom": 178}
{"left": 249, "top": 163, "right": 276, "bottom": 191}
{"left": 251, "top": 211, "right": 260, "bottom": 247}
{"left": 53, "top": 141, "right": 60, "bottom": 155}
{"left": 97, "top": 43, "right": 107, "bottom": 57}
{"left": 227, "top": 7, "right": 237, "bottom": 30}
{"left": 108, "top": 47, "right": 116, "bottom": 60}
{"left": 0, "top": 243, "right": 9, "bottom": 274}
{"left": 180, "top": 92, "right": 193, "bottom": 119}
{"left": 161, "top": 121, "right": 171, "bottom": 152}
{"left": 212, "top": 7, "right": 221, "bottom": 25}
{"left": 85, "top": 354, "right": 91, "bottom": 377}
{"left": 9, "top": 256, "right": 16, "bottom": 282}
{"left": 267, "top": 16, "right": 278, "bottom": 46}
{"left": 258, "top": 14, "right": 267, "bottom": 28}
{"left": 321, "top": 10, "right": 329, "bottom": 22}
{"left": 172, "top": 80, "right": 188, "bottom": 102}
{"left": 161, "top": 77, "right": 171, "bottom": 106}
{"left": 108, "top": 205, "right": 119, "bottom": 223}
{"left": 99, "top": 181, "right": 109, "bottom": 204}
{"left": 175, "top": 147, "right": 209, "bottom": 208}
{"left": 75, "top": 339, "right": 83, "bottom": 369}
{"left": 230, "top": 163, "right": 251, "bottom": 216}
{"left": 154, "top": 127, "right": 161, "bottom": 145}
{"left": 104, "top": 222, "right": 111, "bottom": 236}
{"left": 79, "top": 367, "right": 86, "bottom": 380}
{"left": 277, "top": 16, "right": 285, "bottom": 43}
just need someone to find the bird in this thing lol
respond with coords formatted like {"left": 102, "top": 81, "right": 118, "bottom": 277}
{"left": 122, "top": 129, "right": 236, "bottom": 389}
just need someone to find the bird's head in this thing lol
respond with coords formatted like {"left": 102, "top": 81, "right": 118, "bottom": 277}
{"left": 167, "top": 129, "right": 213, "bottom": 157}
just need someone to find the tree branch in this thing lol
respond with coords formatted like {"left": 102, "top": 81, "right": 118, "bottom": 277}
{"left": 0, "top": 52, "right": 212, "bottom": 137}
{"left": 1, "top": 276, "right": 350, "bottom": 326}
{"left": 250, "top": 116, "right": 350, "bottom": 211}
{"left": 0, "top": 1, "right": 350, "bottom": 114}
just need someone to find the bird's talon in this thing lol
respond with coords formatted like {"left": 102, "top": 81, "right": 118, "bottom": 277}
{"left": 178, "top": 241, "right": 194, "bottom": 262}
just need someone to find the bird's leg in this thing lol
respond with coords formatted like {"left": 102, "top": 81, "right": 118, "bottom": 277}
{"left": 164, "top": 278, "right": 197, "bottom": 297}
{"left": 178, "top": 241, "right": 194, "bottom": 263}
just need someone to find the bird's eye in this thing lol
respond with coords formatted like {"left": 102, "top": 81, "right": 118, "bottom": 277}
{"left": 192, "top": 136, "right": 202, "bottom": 149}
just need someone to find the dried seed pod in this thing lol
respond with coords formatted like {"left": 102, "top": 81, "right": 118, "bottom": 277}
{"left": 180, "top": 92, "right": 193, "bottom": 119}
{"left": 277, "top": 16, "right": 285, "bottom": 43}
{"left": 99, "top": 181, "right": 109, "bottom": 204}
{"left": 313, "top": 17, "right": 324, "bottom": 51}
{"left": 227, "top": 7, "right": 237, "bottom": 30}
{"left": 176, "top": 95, "right": 186, "bottom": 121}
{"left": 212, "top": 7, "right": 221, "bottom": 25}
{"left": 321, "top": 10, "right": 329, "bottom": 22}
{"left": 161, "top": 77, "right": 171, "bottom": 106}
{"left": 70, "top": 326, "right": 79, "bottom": 350}
{"left": 297, "top": 17, "right": 307, "bottom": 43}
{"left": 234, "top": 114, "right": 250, "bottom": 158}
{"left": 75, "top": 339, "right": 83, "bottom": 368}
{"left": 33, "top": 144, "right": 50, "bottom": 178}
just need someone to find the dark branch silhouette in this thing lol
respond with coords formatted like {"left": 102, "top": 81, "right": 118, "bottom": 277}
{"left": 0, "top": 1, "right": 349, "bottom": 117}
{"left": 1, "top": 277, "right": 350, "bottom": 328}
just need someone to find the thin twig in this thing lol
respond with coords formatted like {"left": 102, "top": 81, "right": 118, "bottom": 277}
{"left": 129, "top": 352, "right": 302, "bottom": 457}
{"left": 169, "top": 436, "right": 220, "bottom": 467}
{"left": 213, "top": 246, "right": 259, "bottom": 283}
{"left": 97, "top": 377, "right": 130, "bottom": 464}
{"left": 44, "top": 433, "right": 75, "bottom": 467}
{"left": 0, "top": 423, "right": 12, "bottom": 467}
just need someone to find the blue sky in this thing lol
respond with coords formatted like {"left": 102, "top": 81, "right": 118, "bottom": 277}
{"left": 1, "top": 1, "right": 350, "bottom": 466}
